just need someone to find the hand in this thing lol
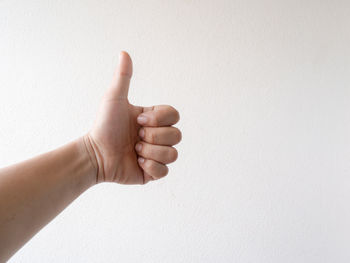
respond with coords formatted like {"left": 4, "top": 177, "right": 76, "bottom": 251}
{"left": 85, "top": 51, "right": 181, "bottom": 184}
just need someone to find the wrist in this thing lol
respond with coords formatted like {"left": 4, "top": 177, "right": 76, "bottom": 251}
{"left": 82, "top": 134, "right": 105, "bottom": 183}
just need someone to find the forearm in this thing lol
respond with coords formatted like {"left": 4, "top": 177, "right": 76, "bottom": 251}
{"left": 0, "top": 136, "right": 96, "bottom": 262}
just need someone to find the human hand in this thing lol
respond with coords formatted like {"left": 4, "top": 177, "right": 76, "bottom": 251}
{"left": 85, "top": 51, "right": 181, "bottom": 184}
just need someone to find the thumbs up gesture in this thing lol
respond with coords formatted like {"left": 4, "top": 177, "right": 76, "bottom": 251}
{"left": 85, "top": 51, "right": 181, "bottom": 184}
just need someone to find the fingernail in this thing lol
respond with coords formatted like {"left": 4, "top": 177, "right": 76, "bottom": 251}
{"left": 138, "top": 157, "right": 145, "bottom": 164}
{"left": 137, "top": 115, "right": 148, "bottom": 125}
{"left": 139, "top": 128, "right": 145, "bottom": 138}
{"left": 135, "top": 143, "right": 142, "bottom": 152}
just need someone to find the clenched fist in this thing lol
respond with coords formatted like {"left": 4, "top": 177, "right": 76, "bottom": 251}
{"left": 85, "top": 51, "right": 181, "bottom": 184}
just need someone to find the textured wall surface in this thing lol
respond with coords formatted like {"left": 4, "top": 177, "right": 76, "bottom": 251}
{"left": 1, "top": 0, "right": 350, "bottom": 262}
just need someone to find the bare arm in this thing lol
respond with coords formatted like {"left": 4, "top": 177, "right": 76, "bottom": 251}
{"left": 0, "top": 137, "right": 95, "bottom": 261}
{"left": 0, "top": 51, "right": 181, "bottom": 261}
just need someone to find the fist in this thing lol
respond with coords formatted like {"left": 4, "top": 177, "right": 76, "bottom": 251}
{"left": 85, "top": 51, "right": 181, "bottom": 184}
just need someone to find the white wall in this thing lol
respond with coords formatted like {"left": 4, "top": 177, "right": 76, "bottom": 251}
{"left": 1, "top": 0, "right": 350, "bottom": 262}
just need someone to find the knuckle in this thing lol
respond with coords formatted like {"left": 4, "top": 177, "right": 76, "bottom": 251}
{"left": 166, "top": 105, "right": 180, "bottom": 122}
{"left": 152, "top": 114, "right": 160, "bottom": 126}
{"left": 150, "top": 130, "right": 157, "bottom": 144}
{"left": 164, "top": 105, "right": 179, "bottom": 122}
{"left": 119, "top": 70, "right": 131, "bottom": 78}
{"left": 146, "top": 145, "right": 156, "bottom": 157}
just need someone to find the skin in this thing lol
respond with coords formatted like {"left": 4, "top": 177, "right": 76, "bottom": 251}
{"left": 0, "top": 51, "right": 181, "bottom": 262}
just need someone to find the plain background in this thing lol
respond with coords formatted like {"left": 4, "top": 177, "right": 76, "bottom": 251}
{"left": 1, "top": 0, "right": 350, "bottom": 262}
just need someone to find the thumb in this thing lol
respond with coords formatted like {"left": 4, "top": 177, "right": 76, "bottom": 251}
{"left": 108, "top": 51, "right": 133, "bottom": 100}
